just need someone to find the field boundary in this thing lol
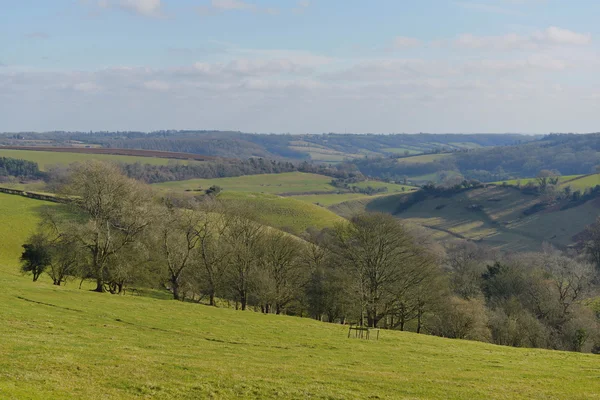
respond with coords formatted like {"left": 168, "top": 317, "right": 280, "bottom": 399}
{"left": 0, "top": 187, "right": 67, "bottom": 203}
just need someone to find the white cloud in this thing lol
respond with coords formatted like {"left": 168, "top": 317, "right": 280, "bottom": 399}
{"left": 143, "top": 80, "right": 170, "bottom": 91}
{"left": 293, "top": 0, "right": 311, "bottom": 14}
{"left": 197, "top": 0, "right": 280, "bottom": 16}
{"left": 392, "top": 36, "right": 422, "bottom": 49}
{"left": 211, "top": 0, "right": 255, "bottom": 11}
{"left": 73, "top": 82, "right": 102, "bottom": 92}
{"left": 92, "top": 0, "right": 162, "bottom": 17}
{"left": 452, "top": 27, "right": 591, "bottom": 50}
{"left": 534, "top": 26, "right": 591, "bottom": 46}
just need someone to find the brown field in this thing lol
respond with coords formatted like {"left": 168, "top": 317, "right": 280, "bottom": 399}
{"left": 0, "top": 146, "right": 222, "bottom": 162}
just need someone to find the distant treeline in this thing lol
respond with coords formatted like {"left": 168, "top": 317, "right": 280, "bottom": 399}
{"left": 121, "top": 159, "right": 363, "bottom": 184}
{"left": 0, "top": 130, "right": 531, "bottom": 161}
{"left": 351, "top": 133, "right": 600, "bottom": 183}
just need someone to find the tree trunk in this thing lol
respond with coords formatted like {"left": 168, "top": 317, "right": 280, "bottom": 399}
{"left": 171, "top": 278, "right": 180, "bottom": 300}
{"left": 94, "top": 278, "right": 104, "bottom": 292}
{"left": 240, "top": 292, "right": 247, "bottom": 311}
{"left": 209, "top": 293, "right": 216, "bottom": 306}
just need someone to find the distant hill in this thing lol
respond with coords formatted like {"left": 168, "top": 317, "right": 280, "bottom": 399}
{"left": 0, "top": 131, "right": 535, "bottom": 162}
{"left": 331, "top": 185, "right": 600, "bottom": 252}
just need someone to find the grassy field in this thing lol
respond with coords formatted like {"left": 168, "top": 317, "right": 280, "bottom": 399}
{"left": 1, "top": 266, "right": 600, "bottom": 399}
{"left": 396, "top": 153, "right": 451, "bottom": 165}
{"left": 391, "top": 186, "right": 600, "bottom": 252}
{"left": 154, "top": 173, "right": 417, "bottom": 200}
{"left": 0, "top": 149, "right": 199, "bottom": 171}
{"left": 382, "top": 147, "right": 422, "bottom": 155}
{"left": 0, "top": 193, "right": 58, "bottom": 270}
{"left": 154, "top": 172, "right": 336, "bottom": 194}
{"left": 217, "top": 192, "right": 346, "bottom": 234}
{"left": 493, "top": 175, "right": 580, "bottom": 187}
{"left": 290, "top": 192, "right": 382, "bottom": 206}
{"left": 562, "top": 174, "right": 600, "bottom": 191}
{"left": 1, "top": 191, "right": 600, "bottom": 399}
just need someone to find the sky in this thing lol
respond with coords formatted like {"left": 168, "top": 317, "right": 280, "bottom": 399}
{"left": 1, "top": 0, "right": 600, "bottom": 134}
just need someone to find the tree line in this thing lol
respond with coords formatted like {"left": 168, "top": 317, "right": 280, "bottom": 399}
{"left": 20, "top": 161, "right": 600, "bottom": 353}
{"left": 0, "top": 157, "right": 43, "bottom": 180}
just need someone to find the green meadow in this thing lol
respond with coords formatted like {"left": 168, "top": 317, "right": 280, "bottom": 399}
{"left": 217, "top": 192, "right": 345, "bottom": 234}
{"left": 1, "top": 190, "right": 600, "bottom": 399}
{"left": 154, "top": 172, "right": 335, "bottom": 194}
{"left": 396, "top": 153, "right": 451, "bottom": 164}
{"left": 0, "top": 149, "right": 197, "bottom": 171}
{"left": 0, "top": 193, "right": 57, "bottom": 268}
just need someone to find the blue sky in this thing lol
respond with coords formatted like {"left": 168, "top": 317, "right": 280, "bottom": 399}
{"left": 1, "top": 0, "right": 600, "bottom": 133}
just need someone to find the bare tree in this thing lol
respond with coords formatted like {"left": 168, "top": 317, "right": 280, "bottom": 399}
{"left": 58, "top": 161, "right": 154, "bottom": 292}
{"left": 194, "top": 208, "right": 230, "bottom": 306}
{"left": 223, "top": 211, "right": 266, "bottom": 310}
{"left": 152, "top": 203, "right": 204, "bottom": 300}
{"left": 330, "top": 213, "right": 430, "bottom": 327}
{"left": 258, "top": 231, "right": 305, "bottom": 314}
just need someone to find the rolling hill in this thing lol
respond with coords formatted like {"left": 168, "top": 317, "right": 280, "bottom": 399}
{"left": 216, "top": 192, "right": 346, "bottom": 234}
{"left": 1, "top": 173, "right": 599, "bottom": 400}
{"left": 154, "top": 172, "right": 416, "bottom": 207}
{"left": 371, "top": 186, "right": 600, "bottom": 251}
{"left": 1, "top": 271, "right": 598, "bottom": 399}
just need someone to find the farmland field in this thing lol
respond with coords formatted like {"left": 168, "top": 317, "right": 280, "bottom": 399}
{"left": 393, "top": 185, "right": 600, "bottom": 251}
{"left": 0, "top": 149, "right": 201, "bottom": 171}
{"left": 217, "top": 191, "right": 345, "bottom": 234}
{"left": 290, "top": 192, "right": 388, "bottom": 206}
{"left": 154, "top": 172, "right": 416, "bottom": 197}
{"left": 396, "top": 153, "right": 451, "bottom": 164}
{"left": 154, "top": 172, "right": 335, "bottom": 194}
{"left": 0, "top": 261, "right": 599, "bottom": 399}
{"left": 0, "top": 193, "right": 57, "bottom": 271}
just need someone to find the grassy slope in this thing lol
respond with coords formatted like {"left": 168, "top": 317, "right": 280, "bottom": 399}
{"left": 396, "top": 153, "right": 451, "bottom": 164}
{"left": 1, "top": 193, "right": 599, "bottom": 399}
{"left": 155, "top": 172, "right": 418, "bottom": 207}
{"left": 0, "top": 149, "right": 199, "bottom": 171}
{"left": 154, "top": 172, "right": 335, "bottom": 194}
{"left": 0, "top": 193, "right": 57, "bottom": 270}
{"left": 388, "top": 186, "right": 600, "bottom": 251}
{"left": 218, "top": 192, "right": 345, "bottom": 234}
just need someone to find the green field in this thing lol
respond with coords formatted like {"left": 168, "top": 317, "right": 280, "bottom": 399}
{"left": 382, "top": 147, "right": 422, "bottom": 155}
{"left": 217, "top": 192, "right": 345, "bottom": 234}
{"left": 493, "top": 175, "right": 580, "bottom": 187}
{"left": 392, "top": 186, "right": 600, "bottom": 252}
{"left": 1, "top": 261, "right": 599, "bottom": 399}
{"left": 290, "top": 193, "right": 386, "bottom": 206}
{"left": 561, "top": 174, "right": 600, "bottom": 191}
{"left": 1, "top": 190, "right": 600, "bottom": 399}
{"left": 154, "top": 173, "right": 417, "bottom": 199}
{"left": 0, "top": 193, "right": 57, "bottom": 270}
{"left": 396, "top": 153, "right": 451, "bottom": 164}
{"left": 154, "top": 172, "right": 336, "bottom": 194}
{"left": 0, "top": 149, "right": 198, "bottom": 171}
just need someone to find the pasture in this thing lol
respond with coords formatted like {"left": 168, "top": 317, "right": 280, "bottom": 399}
{"left": 0, "top": 188, "right": 599, "bottom": 399}
{"left": 396, "top": 153, "right": 451, "bottom": 165}
{"left": 0, "top": 193, "right": 57, "bottom": 271}
{"left": 0, "top": 149, "right": 198, "bottom": 171}
{"left": 154, "top": 172, "right": 335, "bottom": 194}
{"left": 217, "top": 192, "right": 345, "bottom": 234}
{"left": 154, "top": 173, "right": 417, "bottom": 208}
{"left": 392, "top": 186, "right": 600, "bottom": 251}
{"left": 1, "top": 266, "right": 599, "bottom": 399}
